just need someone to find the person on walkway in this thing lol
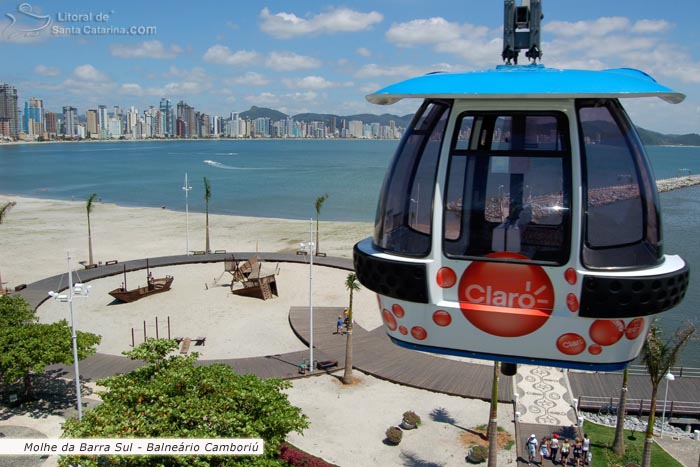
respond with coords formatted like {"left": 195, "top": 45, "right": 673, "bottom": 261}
{"left": 539, "top": 436, "right": 549, "bottom": 465}
{"left": 560, "top": 438, "right": 570, "bottom": 466}
{"left": 336, "top": 316, "right": 344, "bottom": 334}
{"left": 549, "top": 433, "right": 560, "bottom": 464}
{"left": 526, "top": 434, "right": 538, "bottom": 465}
{"left": 581, "top": 433, "right": 590, "bottom": 466}
{"left": 572, "top": 438, "right": 583, "bottom": 467}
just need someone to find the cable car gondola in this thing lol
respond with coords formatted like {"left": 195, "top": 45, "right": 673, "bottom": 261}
{"left": 353, "top": 0, "right": 689, "bottom": 371}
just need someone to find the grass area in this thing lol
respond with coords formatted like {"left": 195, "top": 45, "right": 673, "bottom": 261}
{"left": 583, "top": 421, "right": 683, "bottom": 467}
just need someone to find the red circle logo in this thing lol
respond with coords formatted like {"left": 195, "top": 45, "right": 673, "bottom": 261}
{"left": 625, "top": 318, "right": 645, "bottom": 340}
{"left": 589, "top": 344, "right": 602, "bottom": 355}
{"left": 557, "top": 333, "right": 586, "bottom": 355}
{"left": 589, "top": 320, "right": 625, "bottom": 346}
{"left": 398, "top": 326, "right": 408, "bottom": 335}
{"left": 459, "top": 253, "right": 554, "bottom": 337}
{"left": 392, "top": 304, "right": 405, "bottom": 318}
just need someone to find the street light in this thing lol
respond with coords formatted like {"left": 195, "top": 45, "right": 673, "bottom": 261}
{"left": 182, "top": 172, "right": 192, "bottom": 255}
{"left": 660, "top": 371, "right": 675, "bottom": 437}
{"left": 298, "top": 219, "right": 315, "bottom": 372}
{"left": 48, "top": 252, "right": 91, "bottom": 420}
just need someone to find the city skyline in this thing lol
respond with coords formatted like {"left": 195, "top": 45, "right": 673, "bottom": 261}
{"left": 2, "top": 1, "right": 699, "bottom": 134}
{"left": 1, "top": 83, "right": 405, "bottom": 140}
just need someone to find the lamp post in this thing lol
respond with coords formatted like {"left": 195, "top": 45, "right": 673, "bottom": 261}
{"left": 182, "top": 173, "right": 192, "bottom": 255}
{"left": 299, "top": 220, "right": 315, "bottom": 371}
{"left": 660, "top": 371, "right": 675, "bottom": 437}
{"left": 48, "top": 252, "right": 90, "bottom": 420}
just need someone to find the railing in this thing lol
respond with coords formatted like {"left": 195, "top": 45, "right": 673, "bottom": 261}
{"left": 607, "top": 365, "right": 700, "bottom": 378}
{"left": 577, "top": 395, "right": 700, "bottom": 419}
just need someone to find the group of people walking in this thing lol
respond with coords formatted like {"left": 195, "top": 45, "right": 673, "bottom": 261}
{"left": 526, "top": 433, "right": 591, "bottom": 466}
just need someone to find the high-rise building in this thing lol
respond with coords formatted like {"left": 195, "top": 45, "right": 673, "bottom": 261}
{"left": 22, "top": 97, "right": 44, "bottom": 136}
{"left": 199, "top": 113, "right": 211, "bottom": 138}
{"left": 86, "top": 109, "right": 99, "bottom": 138}
{"left": 0, "top": 83, "right": 20, "bottom": 139}
{"left": 44, "top": 112, "right": 57, "bottom": 135}
{"left": 159, "top": 98, "right": 173, "bottom": 137}
{"left": 98, "top": 105, "right": 108, "bottom": 131}
{"left": 62, "top": 106, "right": 78, "bottom": 137}
{"left": 176, "top": 100, "right": 194, "bottom": 138}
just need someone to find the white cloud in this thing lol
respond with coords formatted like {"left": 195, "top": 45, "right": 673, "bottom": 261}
{"left": 245, "top": 92, "right": 280, "bottom": 106}
{"left": 203, "top": 45, "right": 259, "bottom": 66}
{"left": 260, "top": 7, "right": 382, "bottom": 38}
{"left": 282, "top": 76, "right": 352, "bottom": 90}
{"left": 541, "top": 17, "right": 700, "bottom": 85}
{"left": 356, "top": 47, "right": 372, "bottom": 57}
{"left": 34, "top": 64, "right": 60, "bottom": 76}
{"left": 244, "top": 91, "right": 320, "bottom": 108}
{"left": 386, "top": 17, "right": 463, "bottom": 47}
{"left": 119, "top": 83, "right": 145, "bottom": 96}
{"left": 434, "top": 38, "right": 501, "bottom": 65}
{"left": 224, "top": 72, "right": 270, "bottom": 86}
{"left": 163, "top": 66, "right": 208, "bottom": 82}
{"left": 73, "top": 64, "right": 108, "bottom": 81}
{"left": 110, "top": 40, "right": 183, "bottom": 59}
{"left": 355, "top": 63, "right": 455, "bottom": 79}
{"left": 265, "top": 51, "right": 321, "bottom": 71}
{"left": 545, "top": 17, "right": 630, "bottom": 38}
{"left": 632, "top": 19, "right": 670, "bottom": 34}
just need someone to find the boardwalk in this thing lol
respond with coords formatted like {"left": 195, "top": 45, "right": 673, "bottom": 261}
{"left": 27, "top": 253, "right": 511, "bottom": 402}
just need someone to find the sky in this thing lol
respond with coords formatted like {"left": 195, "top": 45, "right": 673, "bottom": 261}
{"left": 2, "top": 0, "right": 699, "bottom": 134}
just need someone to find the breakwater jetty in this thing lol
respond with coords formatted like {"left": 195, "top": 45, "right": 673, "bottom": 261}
{"left": 657, "top": 174, "right": 700, "bottom": 192}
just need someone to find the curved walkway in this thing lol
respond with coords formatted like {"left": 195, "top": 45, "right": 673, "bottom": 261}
{"left": 19, "top": 252, "right": 512, "bottom": 402}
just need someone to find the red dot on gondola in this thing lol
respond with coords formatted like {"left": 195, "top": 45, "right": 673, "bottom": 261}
{"left": 382, "top": 308, "right": 397, "bottom": 331}
{"left": 436, "top": 267, "right": 457, "bottom": 288}
{"left": 433, "top": 310, "right": 452, "bottom": 327}
{"left": 411, "top": 326, "right": 428, "bottom": 340}
{"left": 392, "top": 304, "right": 405, "bottom": 318}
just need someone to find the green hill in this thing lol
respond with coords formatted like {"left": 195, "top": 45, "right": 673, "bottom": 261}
{"left": 637, "top": 127, "right": 700, "bottom": 146}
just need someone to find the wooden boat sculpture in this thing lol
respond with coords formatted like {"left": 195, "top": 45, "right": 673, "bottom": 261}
{"left": 227, "top": 256, "right": 278, "bottom": 301}
{"left": 109, "top": 262, "right": 173, "bottom": 303}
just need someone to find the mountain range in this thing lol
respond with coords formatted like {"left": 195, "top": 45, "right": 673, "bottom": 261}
{"left": 240, "top": 106, "right": 699, "bottom": 146}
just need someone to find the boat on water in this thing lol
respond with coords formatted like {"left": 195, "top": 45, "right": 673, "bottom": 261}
{"left": 109, "top": 262, "right": 173, "bottom": 303}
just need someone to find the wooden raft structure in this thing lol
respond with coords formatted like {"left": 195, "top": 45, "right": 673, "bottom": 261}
{"left": 225, "top": 255, "right": 279, "bottom": 301}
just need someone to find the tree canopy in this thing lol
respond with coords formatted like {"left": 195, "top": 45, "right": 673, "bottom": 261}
{"left": 0, "top": 295, "right": 101, "bottom": 399}
{"left": 60, "top": 339, "right": 309, "bottom": 466}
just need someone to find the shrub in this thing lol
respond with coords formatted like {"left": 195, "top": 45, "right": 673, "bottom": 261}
{"left": 385, "top": 426, "right": 403, "bottom": 444}
{"left": 402, "top": 410, "right": 421, "bottom": 425}
{"left": 468, "top": 445, "right": 488, "bottom": 463}
{"left": 279, "top": 444, "right": 335, "bottom": 467}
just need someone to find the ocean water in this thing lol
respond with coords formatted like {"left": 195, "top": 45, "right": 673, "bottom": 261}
{"left": 1, "top": 140, "right": 699, "bottom": 366}
{"left": 0, "top": 140, "right": 396, "bottom": 222}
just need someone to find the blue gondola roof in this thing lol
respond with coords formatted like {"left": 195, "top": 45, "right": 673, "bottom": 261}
{"left": 366, "top": 65, "right": 685, "bottom": 105}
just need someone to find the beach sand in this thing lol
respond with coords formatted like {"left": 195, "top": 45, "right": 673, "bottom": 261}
{"left": 0, "top": 194, "right": 518, "bottom": 466}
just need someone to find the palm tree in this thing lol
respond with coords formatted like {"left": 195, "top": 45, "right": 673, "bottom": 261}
{"left": 612, "top": 367, "right": 630, "bottom": 455}
{"left": 204, "top": 177, "right": 211, "bottom": 253}
{"left": 640, "top": 321, "right": 696, "bottom": 467}
{"left": 342, "top": 272, "right": 360, "bottom": 384}
{"left": 86, "top": 193, "right": 98, "bottom": 265}
{"left": 314, "top": 194, "right": 328, "bottom": 256}
{"left": 0, "top": 201, "right": 16, "bottom": 293}
{"left": 487, "top": 361, "right": 499, "bottom": 467}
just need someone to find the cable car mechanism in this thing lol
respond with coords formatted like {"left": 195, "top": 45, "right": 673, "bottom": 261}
{"left": 353, "top": 0, "right": 689, "bottom": 371}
